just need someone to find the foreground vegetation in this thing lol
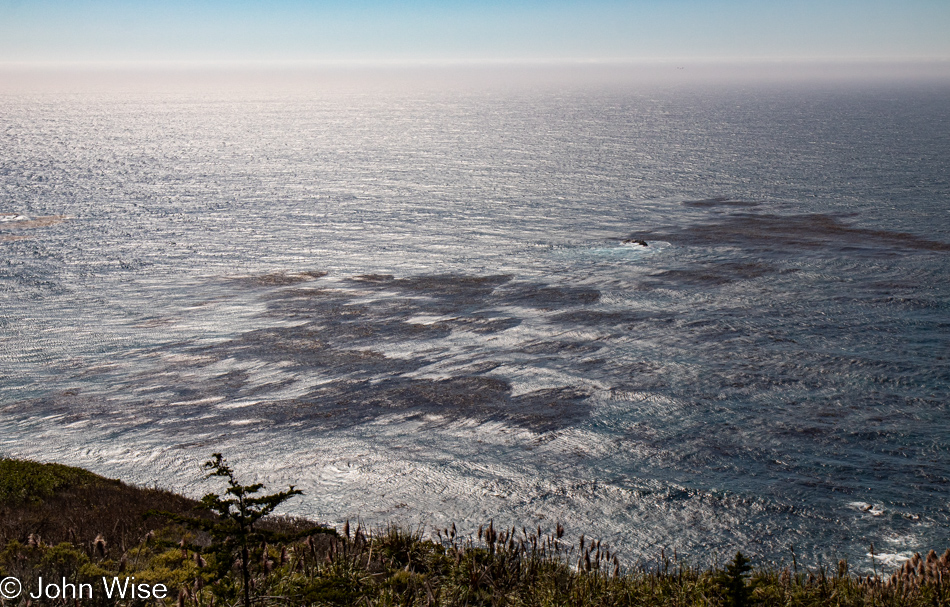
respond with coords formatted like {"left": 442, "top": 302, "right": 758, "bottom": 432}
{"left": 1, "top": 458, "right": 948, "bottom": 607}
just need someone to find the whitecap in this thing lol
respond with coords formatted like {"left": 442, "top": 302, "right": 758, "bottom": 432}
{"left": 849, "top": 501, "right": 885, "bottom": 516}
{"left": 869, "top": 551, "right": 914, "bottom": 568}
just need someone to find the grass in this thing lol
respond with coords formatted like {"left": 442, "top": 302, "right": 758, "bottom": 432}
{"left": 0, "top": 458, "right": 204, "bottom": 556}
{"left": 1, "top": 457, "right": 948, "bottom": 607}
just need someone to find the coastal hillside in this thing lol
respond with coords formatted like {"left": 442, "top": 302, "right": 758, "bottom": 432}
{"left": 1, "top": 458, "right": 948, "bottom": 606}
{"left": 0, "top": 458, "right": 203, "bottom": 551}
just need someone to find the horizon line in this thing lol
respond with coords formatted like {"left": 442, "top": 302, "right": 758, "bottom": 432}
{"left": 3, "top": 57, "right": 950, "bottom": 70}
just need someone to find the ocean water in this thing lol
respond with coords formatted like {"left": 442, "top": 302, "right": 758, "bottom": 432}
{"left": 1, "top": 73, "right": 949, "bottom": 570}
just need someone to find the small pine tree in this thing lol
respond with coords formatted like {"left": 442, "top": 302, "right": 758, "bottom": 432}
{"left": 155, "top": 454, "right": 310, "bottom": 607}
{"left": 719, "top": 551, "right": 755, "bottom": 607}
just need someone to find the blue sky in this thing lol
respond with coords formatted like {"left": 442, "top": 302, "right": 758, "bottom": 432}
{"left": 1, "top": 0, "right": 948, "bottom": 65}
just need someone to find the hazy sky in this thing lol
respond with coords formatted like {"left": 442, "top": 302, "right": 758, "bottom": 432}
{"left": 1, "top": 0, "right": 948, "bottom": 65}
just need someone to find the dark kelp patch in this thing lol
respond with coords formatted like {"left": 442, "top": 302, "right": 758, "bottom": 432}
{"left": 227, "top": 271, "right": 328, "bottom": 288}
{"left": 520, "top": 341, "right": 603, "bottom": 356}
{"left": 12, "top": 271, "right": 609, "bottom": 436}
{"left": 646, "top": 262, "right": 778, "bottom": 287}
{"left": 281, "top": 375, "right": 591, "bottom": 432}
{"left": 351, "top": 274, "right": 512, "bottom": 298}
{"left": 628, "top": 214, "right": 950, "bottom": 252}
{"left": 492, "top": 285, "right": 601, "bottom": 310}
{"left": 551, "top": 310, "right": 670, "bottom": 327}
{"left": 445, "top": 312, "right": 522, "bottom": 334}
{"left": 349, "top": 273, "right": 599, "bottom": 314}
{"left": 200, "top": 324, "right": 422, "bottom": 376}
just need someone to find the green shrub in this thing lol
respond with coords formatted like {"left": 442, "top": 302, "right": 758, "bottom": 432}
{"left": 0, "top": 459, "right": 101, "bottom": 504}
